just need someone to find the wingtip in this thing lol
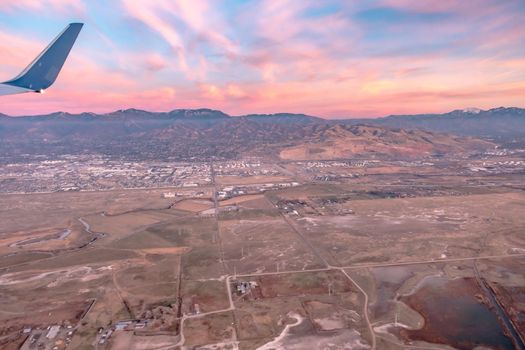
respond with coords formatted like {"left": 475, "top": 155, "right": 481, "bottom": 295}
{"left": 2, "top": 22, "right": 84, "bottom": 93}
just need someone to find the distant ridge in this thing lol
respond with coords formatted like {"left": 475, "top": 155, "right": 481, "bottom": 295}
{"left": 1, "top": 106, "right": 523, "bottom": 141}
{"left": 0, "top": 107, "right": 496, "bottom": 162}
{"left": 1, "top": 108, "right": 322, "bottom": 123}
{"left": 348, "top": 107, "right": 525, "bottom": 140}
{"left": 239, "top": 113, "right": 324, "bottom": 125}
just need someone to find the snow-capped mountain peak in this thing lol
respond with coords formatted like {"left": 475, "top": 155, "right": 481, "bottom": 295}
{"left": 462, "top": 107, "right": 482, "bottom": 114}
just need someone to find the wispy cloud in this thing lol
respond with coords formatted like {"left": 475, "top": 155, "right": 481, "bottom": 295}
{"left": 0, "top": 0, "right": 85, "bottom": 15}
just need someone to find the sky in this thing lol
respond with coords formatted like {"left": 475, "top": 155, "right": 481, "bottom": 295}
{"left": 0, "top": 0, "right": 524, "bottom": 118}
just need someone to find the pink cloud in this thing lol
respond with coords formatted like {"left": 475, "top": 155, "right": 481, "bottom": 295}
{"left": 380, "top": 0, "right": 507, "bottom": 15}
{"left": 142, "top": 54, "right": 168, "bottom": 72}
{"left": 0, "top": 0, "right": 85, "bottom": 15}
{"left": 2, "top": 86, "right": 179, "bottom": 116}
{"left": 170, "top": 0, "right": 237, "bottom": 55}
{"left": 0, "top": 30, "right": 44, "bottom": 77}
{"left": 121, "top": 0, "right": 237, "bottom": 81}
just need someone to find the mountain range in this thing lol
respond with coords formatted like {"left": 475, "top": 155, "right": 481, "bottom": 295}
{"left": 1, "top": 107, "right": 521, "bottom": 162}
{"left": 351, "top": 107, "right": 525, "bottom": 141}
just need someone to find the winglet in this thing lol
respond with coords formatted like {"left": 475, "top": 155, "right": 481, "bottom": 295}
{"left": 2, "top": 23, "right": 83, "bottom": 93}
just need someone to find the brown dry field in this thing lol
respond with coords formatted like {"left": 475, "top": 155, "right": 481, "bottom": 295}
{"left": 180, "top": 279, "right": 230, "bottom": 314}
{"left": 233, "top": 272, "right": 371, "bottom": 349}
{"left": 219, "top": 214, "right": 324, "bottom": 275}
{"left": 173, "top": 198, "right": 214, "bottom": 212}
{"left": 0, "top": 188, "right": 220, "bottom": 349}
{"left": 237, "top": 197, "right": 277, "bottom": 211}
{"left": 216, "top": 175, "right": 291, "bottom": 185}
{"left": 219, "top": 194, "right": 265, "bottom": 206}
{"left": 288, "top": 192, "right": 525, "bottom": 266}
{"left": 85, "top": 210, "right": 185, "bottom": 240}
{"left": 0, "top": 189, "right": 175, "bottom": 234}
{"left": 183, "top": 311, "right": 236, "bottom": 347}
{"left": 267, "top": 183, "right": 344, "bottom": 201}
{"left": 237, "top": 270, "right": 355, "bottom": 298}
{"left": 109, "top": 332, "right": 180, "bottom": 350}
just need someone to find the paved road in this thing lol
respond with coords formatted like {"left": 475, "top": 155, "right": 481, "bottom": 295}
{"left": 340, "top": 252, "right": 525, "bottom": 270}
{"left": 340, "top": 268, "right": 376, "bottom": 349}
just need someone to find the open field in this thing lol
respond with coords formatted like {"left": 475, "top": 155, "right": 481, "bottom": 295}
{"left": 288, "top": 192, "right": 525, "bottom": 266}
{"left": 219, "top": 194, "right": 266, "bottom": 206}
{"left": 216, "top": 175, "right": 291, "bottom": 186}
{"left": 219, "top": 214, "right": 325, "bottom": 275}
{"left": 173, "top": 199, "right": 214, "bottom": 212}
{"left": 232, "top": 271, "right": 371, "bottom": 349}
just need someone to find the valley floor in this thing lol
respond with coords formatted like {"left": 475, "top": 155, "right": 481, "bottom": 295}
{"left": 1, "top": 154, "right": 525, "bottom": 350}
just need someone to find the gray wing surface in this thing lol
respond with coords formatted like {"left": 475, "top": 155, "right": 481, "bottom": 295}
{"left": 0, "top": 23, "right": 83, "bottom": 96}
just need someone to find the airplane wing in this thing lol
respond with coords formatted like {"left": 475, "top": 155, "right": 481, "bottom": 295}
{"left": 0, "top": 23, "right": 83, "bottom": 96}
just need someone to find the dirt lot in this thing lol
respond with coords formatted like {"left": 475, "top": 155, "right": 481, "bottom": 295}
{"left": 216, "top": 175, "right": 291, "bottom": 185}
{"left": 219, "top": 217, "right": 324, "bottom": 275}
{"left": 233, "top": 271, "right": 370, "bottom": 349}
{"left": 173, "top": 198, "right": 214, "bottom": 212}
{"left": 183, "top": 311, "right": 236, "bottom": 347}
{"left": 291, "top": 192, "right": 525, "bottom": 266}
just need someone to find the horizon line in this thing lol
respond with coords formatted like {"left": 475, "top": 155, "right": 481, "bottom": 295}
{"left": 0, "top": 106, "right": 523, "bottom": 120}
